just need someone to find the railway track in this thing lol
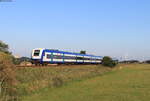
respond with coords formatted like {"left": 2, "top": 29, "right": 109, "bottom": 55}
{"left": 16, "top": 64, "right": 59, "bottom": 67}
{"left": 16, "top": 64, "right": 99, "bottom": 68}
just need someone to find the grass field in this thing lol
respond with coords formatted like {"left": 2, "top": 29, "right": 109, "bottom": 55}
{"left": 21, "top": 64, "right": 150, "bottom": 101}
{"left": 16, "top": 65, "right": 111, "bottom": 97}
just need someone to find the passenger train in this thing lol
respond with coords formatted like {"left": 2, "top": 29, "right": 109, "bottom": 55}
{"left": 31, "top": 48, "right": 103, "bottom": 65}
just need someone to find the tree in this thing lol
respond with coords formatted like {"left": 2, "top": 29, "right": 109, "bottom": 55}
{"left": 102, "top": 56, "right": 117, "bottom": 68}
{"left": 80, "top": 50, "right": 86, "bottom": 54}
{"left": 13, "top": 57, "right": 31, "bottom": 65}
{"left": 144, "top": 60, "right": 150, "bottom": 64}
{"left": 0, "top": 52, "right": 18, "bottom": 101}
{"left": 0, "top": 41, "right": 11, "bottom": 54}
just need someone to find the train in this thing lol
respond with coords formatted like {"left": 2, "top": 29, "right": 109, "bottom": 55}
{"left": 31, "top": 48, "right": 103, "bottom": 65}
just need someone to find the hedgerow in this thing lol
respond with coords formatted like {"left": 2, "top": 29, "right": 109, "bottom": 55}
{"left": 0, "top": 52, "right": 19, "bottom": 101}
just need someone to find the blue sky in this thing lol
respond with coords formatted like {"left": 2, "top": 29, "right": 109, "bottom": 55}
{"left": 0, "top": 0, "right": 150, "bottom": 60}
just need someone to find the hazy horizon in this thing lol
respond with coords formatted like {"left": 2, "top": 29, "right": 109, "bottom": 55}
{"left": 1, "top": 0, "right": 150, "bottom": 61}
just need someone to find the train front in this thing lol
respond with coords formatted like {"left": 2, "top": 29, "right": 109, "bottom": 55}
{"left": 31, "top": 48, "right": 44, "bottom": 65}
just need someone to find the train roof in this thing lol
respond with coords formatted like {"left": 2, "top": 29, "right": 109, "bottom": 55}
{"left": 43, "top": 49, "right": 103, "bottom": 58}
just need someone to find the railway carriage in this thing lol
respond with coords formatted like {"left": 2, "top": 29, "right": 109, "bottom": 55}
{"left": 31, "top": 48, "right": 103, "bottom": 65}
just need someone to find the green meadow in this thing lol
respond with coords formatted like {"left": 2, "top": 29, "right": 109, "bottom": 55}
{"left": 20, "top": 64, "right": 150, "bottom": 101}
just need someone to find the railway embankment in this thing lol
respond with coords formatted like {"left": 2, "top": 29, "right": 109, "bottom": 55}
{"left": 16, "top": 65, "right": 114, "bottom": 97}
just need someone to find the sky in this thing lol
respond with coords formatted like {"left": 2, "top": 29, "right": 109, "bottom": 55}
{"left": 0, "top": 0, "right": 150, "bottom": 60}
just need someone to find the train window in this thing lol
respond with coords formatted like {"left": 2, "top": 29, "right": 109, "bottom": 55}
{"left": 84, "top": 58, "right": 90, "bottom": 60}
{"left": 90, "top": 58, "right": 96, "bottom": 60}
{"left": 64, "top": 56, "right": 76, "bottom": 59}
{"left": 47, "top": 54, "right": 51, "bottom": 59}
{"left": 53, "top": 55, "right": 62, "bottom": 59}
{"left": 34, "top": 50, "right": 40, "bottom": 56}
{"left": 76, "top": 57, "right": 83, "bottom": 60}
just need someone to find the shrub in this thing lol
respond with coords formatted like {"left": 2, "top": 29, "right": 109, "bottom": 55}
{"left": 80, "top": 51, "right": 86, "bottom": 54}
{"left": 0, "top": 40, "right": 11, "bottom": 55}
{"left": 0, "top": 52, "right": 19, "bottom": 101}
{"left": 102, "top": 56, "right": 117, "bottom": 68}
{"left": 144, "top": 60, "right": 150, "bottom": 64}
{"left": 12, "top": 57, "right": 31, "bottom": 65}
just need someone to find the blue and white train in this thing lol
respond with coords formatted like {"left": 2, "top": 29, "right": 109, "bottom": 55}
{"left": 31, "top": 48, "right": 103, "bottom": 65}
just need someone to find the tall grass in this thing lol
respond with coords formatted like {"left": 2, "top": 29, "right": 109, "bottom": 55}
{"left": 16, "top": 65, "right": 112, "bottom": 97}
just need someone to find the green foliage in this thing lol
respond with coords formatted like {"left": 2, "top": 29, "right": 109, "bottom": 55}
{"left": 0, "top": 41, "right": 11, "bottom": 54}
{"left": 102, "top": 56, "right": 117, "bottom": 67}
{"left": 12, "top": 57, "right": 31, "bottom": 65}
{"left": 0, "top": 52, "right": 19, "bottom": 101}
{"left": 145, "top": 60, "right": 150, "bottom": 64}
{"left": 80, "top": 50, "right": 86, "bottom": 54}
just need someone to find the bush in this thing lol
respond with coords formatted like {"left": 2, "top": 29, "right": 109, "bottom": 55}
{"left": 12, "top": 57, "right": 31, "bottom": 65}
{"left": 102, "top": 56, "right": 117, "bottom": 68}
{"left": 0, "top": 52, "right": 19, "bottom": 101}
{"left": 0, "top": 41, "right": 11, "bottom": 55}
{"left": 144, "top": 60, "right": 150, "bottom": 64}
